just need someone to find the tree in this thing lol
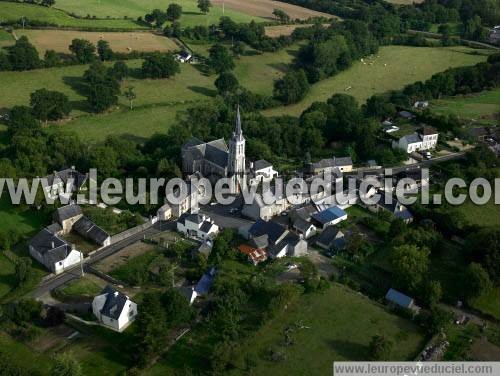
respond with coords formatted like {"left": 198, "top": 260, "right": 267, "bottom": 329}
{"left": 109, "top": 60, "right": 129, "bottom": 81}
{"left": 151, "top": 8, "right": 168, "bottom": 26}
{"left": 466, "top": 228, "right": 500, "bottom": 281}
{"left": 423, "top": 280, "right": 442, "bottom": 307}
{"left": 97, "top": 39, "right": 113, "bottom": 61}
{"left": 215, "top": 71, "right": 239, "bottom": 95}
{"left": 272, "top": 9, "right": 290, "bottom": 23}
{"left": 465, "top": 263, "right": 492, "bottom": 302}
{"left": 142, "top": 52, "right": 180, "bottom": 79}
{"left": 368, "top": 335, "right": 392, "bottom": 360}
{"left": 8, "top": 36, "right": 40, "bottom": 71}
{"left": 391, "top": 244, "right": 429, "bottom": 292}
{"left": 197, "top": 0, "right": 212, "bottom": 14}
{"left": 41, "top": 0, "right": 56, "bottom": 6}
{"left": 83, "top": 61, "right": 120, "bottom": 113}
{"left": 51, "top": 352, "right": 82, "bottom": 376}
{"left": 69, "top": 39, "right": 95, "bottom": 63}
{"left": 273, "top": 69, "right": 309, "bottom": 105}
{"left": 15, "top": 257, "right": 31, "bottom": 286}
{"left": 124, "top": 86, "right": 136, "bottom": 109}
{"left": 44, "top": 49, "right": 60, "bottom": 68}
{"left": 231, "top": 41, "right": 245, "bottom": 58}
{"left": 167, "top": 3, "right": 183, "bottom": 22}
{"left": 45, "top": 306, "right": 66, "bottom": 327}
{"left": 30, "top": 89, "right": 71, "bottom": 122}
{"left": 208, "top": 44, "right": 234, "bottom": 74}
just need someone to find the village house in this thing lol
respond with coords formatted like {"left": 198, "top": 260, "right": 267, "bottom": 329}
{"left": 393, "top": 126, "right": 438, "bottom": 154}
{"left": 177, "top": 213, "right": 219, "bottom": 241}
{"left": 238, "top": 244, "right": 268, "bottom": 265}
{"left": 316, "top": 227, "right": 346, "bottom": 251}
{"left": 309, "top": 156, "right": 353, "bottom": 175}
{"left": 365, "top": 192, "right": 413, "bottom": 223}
{"left": 385, "top": 288, "right": 420, "bottom": 313}
{"left": 311, "top": 206, "right": 348, "bottom": 230}
{"left": 41, "top": 167, "right": 89, "bottom": 200}
{"left": 188, "top": 267, "right": 217, "bottom": 305}
{"left": 292, "top": 217, "right": 317, "bottom": 239}
{"left": 413, "top": 101, "right": 429, "bottom": 109}
{"left": 398, "top": 110, "right": 415, "bottom": 120}
{"left": 157, "top": 203, "right": 172, "bottom": 221}
{"left": 53, "top": 204, "right": 84, "bottom": 234}
{"left": 175, "top": 50, "right": 192, "bottom": 63}
{"left": 92, "top": 286, "right": 137, "bottom": 332}
{"left": 249, "top": 159, "right": 278, "bottom": 185}
{"left": 239, "top": 219, "right": 307, "bottom": 259}
{"left": 29, "top": 228, "right": 82, "bottom": 274}
{"left": 73, "top": 216, "right": 111, "bottom": 246}
{"left": 168, "top": 181, "right": 201, "bottom": 219}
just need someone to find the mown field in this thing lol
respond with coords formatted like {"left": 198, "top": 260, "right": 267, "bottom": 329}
{"left": 0, "top": 2, "right": 144, "bottom": 29}
{"left": 54, "top": 0, "right": 262, "bottom": 27}
{"left": 148, "top": 284, "right": 425, "bottom": 375}
{"left": 264, "top": 45, "right": 492, "bottom": 117}
{"left": 431, "top": 88, "right": 500, "bottom": 126}
{"left": 15, "top": 29, "right": 177, "bottom": 54}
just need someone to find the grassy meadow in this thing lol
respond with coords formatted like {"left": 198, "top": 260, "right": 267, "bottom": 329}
{"left": 431, "top": 88, "right": 500, "bottom": 126}
{"left": 54, "top": 0, "right": 263, "bottom": 27}
{"left": 0, "top": 2, "right": 144, "bottom": 29}
{"left": 471, "top": 286, "right": 500, "bottom": 321}
{"left": 264, "top": 45, "right": 492, "bottom": 117}
{"left": 0, "top": 29, "right": 15, "bottom": 48}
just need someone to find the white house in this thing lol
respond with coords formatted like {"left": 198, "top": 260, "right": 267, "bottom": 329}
{"left": 177, "top": 213, "right": 219, "bottom": 241}
{"left": 175, "top": 51, "right": 192, "bottom": 63}
{"left": 92, "top": 286, "right": 137, "bottom": 332}
{"left": 292, "top": 218, "right": 317, "bottom": 239}
{"left": 393, "top": 126, "right": 438, "bottom": 154}
{"left": 249, "top": 159, "right": 278, "bottom": 185}
{"left": 413, "top": 101, "right": 429, "bottom": 109}
{"left": 157, "top": 203, "right": 172, "bottom": 221}
{"left": 29, "top": 228, "right": 82, "bottom": 274}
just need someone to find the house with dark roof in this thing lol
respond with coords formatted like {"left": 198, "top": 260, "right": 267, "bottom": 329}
{"left": 188, "top": 267, "right": 217, "bottom": 304}
{"left": 393, "top": 126, "right": 438, "bottom": 154}
{"left": 310, "top": 156, "right": 353, "bottom": 175}
{"left": 92, "top": 286, "right": 137, "bottom": 332}
{"left": 373, "top": 193, "right": 414, "bottom": 223}
{"left": 398, "top": 110, "right": 414, "bottom": 120}
{"left": 316, "top": 227, "right": 346, "bottom": 251}
{"left": 292, "top": 217, "right": 317, "bottom": 239}
{"left": 29, "top": 228, "right": 83, "bottom": 274}
{"left": 41, "top": 167, "right": 89, "bottom": 200}
{"left": 311, "top": 206, "right": 348, "bottom": 229}
{"left": 177, "top": 213, "right": 219, "bottom": 241}
{"left": 385, "top": 288, "right": 420, "bottom": 313}
{"left": 73, "top": 216, "right": 111, "bottom": 246}
{"left": 249, "top": 159, "right": 278, "bottom": 185}
{"left": 53, "top": 204, "right": 83, "bottom": 234}
{"left": 239, "top": 219, "right": 307, "bottom": 259}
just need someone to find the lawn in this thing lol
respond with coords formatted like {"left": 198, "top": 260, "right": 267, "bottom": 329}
{"left": 54, "top": 0, "right": 263, "bottom": 27}
{"left": 430, "top": 88, "right": 500, "bottom": 126}
{"left": 15, "top": 29, "right": 177, "bottom": 54}
{"left": 109, "top": 248, "right": 160, "bottom": 284}
{"left": 0, "top": 29, "right": 14, "bottom": 48}
{"left": 0, "top": 2, "right": 144, "bottom": 29}
{"left": 0, "top": 332, "right": 54, "bottom": 375}
{"left": 264, "top": 45, "right": 492, "bottom": 117}
{"left": 57, "top": 275, "right": 105, "bottom": 299}
{"left": 454, "top": 198, "right": 500, "bottom": 228}
{"left": 149, "top": 284, "right": 425, "bottom": 375}
{"left": 471, "top": 286, "right": 500, "bottom": 321}
{"left": 0, "top": 196, "right": 49, "bottom": 240}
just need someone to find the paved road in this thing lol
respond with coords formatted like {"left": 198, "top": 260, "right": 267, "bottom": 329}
{"left": 29, "top": 223, "right": 164, "bottom": 299}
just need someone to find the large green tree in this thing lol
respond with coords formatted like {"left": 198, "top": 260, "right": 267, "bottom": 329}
{"left": 391, "top": 244, "right": 430, "bottom": 292}
{"left": 208, "top": 44, "right": 234, "bottom": 74}
{"left": 8, "top": 36, "right": 40, "bottom": 71}
{"left": 273, "top": 69, "right": 309, "bottom": 105}
{"left": 142, "top": 52, "right": 180, "bottom": 79}
{"left": 167, "top": 3, "right": 183, "bottom": 21}
{"left": 30, "top": 89, "right": 71, "bottom": 122}
{"left": 69, "top": 39, "right": 96, "bottom": 63}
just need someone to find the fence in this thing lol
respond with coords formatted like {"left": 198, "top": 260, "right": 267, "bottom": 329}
{"left": 109, "top": 216, "right": 158, "bottom": 244}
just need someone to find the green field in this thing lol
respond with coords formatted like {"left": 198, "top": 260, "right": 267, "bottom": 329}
{"left": 0, "top": 196, "right": 48, "bottom": 240}
{"left": 0, "top": 2, "right": 144, "bottom": 29}
{"left": 455, "top": 198, "right": 500, "bottom": 228}
{"left": 431, "top": 89, "right": 500, "bottom": 126}
{"left": 471, "top": 286, "right": 500, "bottom": 321}
{"left": 264, "top": 45, "right": 492, "bottom": 117}
{"left": 0, "top": 332, "right": 53, "bottom": 375}
{"left": 59, "top": 276, "right": 104, "bottom": 298}
{"left": 54, "top": 0, "right": 263, "bottom": 27}
{"left": 149, "top": 284, "right": 425, "bottom": 375}
{"left": 0, "top": 253, "right": 16, "bottom": 299}
{"left": 0, "top": 29, "right": 14, "bottom": 48}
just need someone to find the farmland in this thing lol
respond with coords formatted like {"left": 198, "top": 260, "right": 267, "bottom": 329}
{"left": 430, "top": 88, "right": 500, "bottom": 126}
{"left": 15, "top": 30, "right": 178, "bottom": 54}
{"left": 0, "top": 2, "right": 144, "bottom": 29}
{"left": 264, "top": 45, "right": 492, "bottom": 117}
{"left": 211, "top": 0, "right": 337, "bottom": 20}
{"left": 54, "top": 0, "right": 263, "bottom": 27}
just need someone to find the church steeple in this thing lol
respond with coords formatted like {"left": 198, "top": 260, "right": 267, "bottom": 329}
{"left": 228, "top": 106, "right": 246, "bottom": 193}
{"left": 234, "top": 105, "right": 243, "bottom": 140}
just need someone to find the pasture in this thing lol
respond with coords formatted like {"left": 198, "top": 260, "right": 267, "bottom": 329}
{"left": 471, "top": 286, "right": 500, "bottom": 321}
{"left": 431, "top": 88, "right": 500, "bottom": 126}
{"left": 0, "top": 2, "right": 144, "bottom": 29}
{"left": 264, "top": 46, "right": 492, "bottom": 117}
{"left": 0, "top": 29, "right": 14, "bottom": 48}
{"left": 15, "top": 30, "right": 177, "bottom": 54}
{"left": 54, "top": 0, "right": 262, "bottom": 27}
{"left": 211, "top": 0, "right": 336, "bottom": 20}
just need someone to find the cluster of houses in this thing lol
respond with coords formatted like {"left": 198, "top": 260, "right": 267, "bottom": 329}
{"left": 468, "top": 126, "right": 500, "bottom": 156}
{"left": 29, "top": 204, "right": 110, "bottom": 275}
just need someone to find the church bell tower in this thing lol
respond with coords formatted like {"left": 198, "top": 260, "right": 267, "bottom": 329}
{"left": 228, "top": 106, "right": 246, "bottom": 192}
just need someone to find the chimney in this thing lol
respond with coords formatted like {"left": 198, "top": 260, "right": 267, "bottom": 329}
{"left": 114, "top": 291, "right": 119, "bottom": 297}
{"left": 71, "top": 165, "right": 75, "bottom": 170}
{"left": 51, "top": 241, "right": 55, "bottom": 249}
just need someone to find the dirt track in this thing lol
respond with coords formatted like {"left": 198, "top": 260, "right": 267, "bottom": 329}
{"left": 212, "top": 0, "right": 337, "bottom": 20}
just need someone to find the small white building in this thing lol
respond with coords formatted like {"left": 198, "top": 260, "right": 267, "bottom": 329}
{"left": 177, "top": 213, "right": 219, "bottom": 241}
{"left": 393, "top": 126, "right": 438, "bottom": 154}
{"left": 489, "top": 26, "right": 500, "bottom": 44}
{"left": 92, "top": 286, "right": 137, "bottom": 332}
{"left": 157, "top": 203, "right": 172, "bottom": 221}
{"left": 175, "top": 51, "right": 192, "bottom": 63}
{"left": 413, "top": 101, "right": 429, "bottom": 109}
{"left": 29, "top": 228, "right": 82, "bottom": 274}
{"left": 249, "top": 159, "right": 278, "bottom": 185}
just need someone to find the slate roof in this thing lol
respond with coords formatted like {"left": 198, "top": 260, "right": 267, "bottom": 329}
{"left": 43, "top": 168, "right": 88, "bottom": 189}
{"left": 195, "top": 267, "right": 217, "bottom": 295}
{"left": 311, "top": 206, "right": 347, "bottom": 225}
{"left": 54, "top": 204, "right": 82, "bottom": 223}
{"left": 385, "top": 288, "right": 414, "bottom": 309}
{"left": 399, "top": 110, "right": 414, "bottom": 119}
{"left": 200, "top": 220, "right": 216, "bottom": 233}
{"left": 99, "top": 286, "right": 129, "bottom": 320}
{"left": 183, "top": 138, "right": 229, "bottom": 169}
{"left": 248, "top": 219, "right": 288, "bottom": 244}
{"left": 401, "top": 133, "right": 422, "bottom": 145}
{"left": 293, "top": 218, "right": 314, "bottom": 233}
{"left": 73, "top": 216, "right": 110, "bottom": 245}
{"left": 316, "top": 227, "right": 345, "bottom": 250}
{"left": 30, "top": 228, "right": 72, "bottom": 264}
{"left": 253, "top": 159, "right": 273, "bottom": 171}
{"left": 178, "top": 213, "right": 204, "bottom": 226}
{"left": 311, "top": 157, "right": 352, "bottom": 170}
{"left": 248, "top": 234, "right": 269, "bottom": 249}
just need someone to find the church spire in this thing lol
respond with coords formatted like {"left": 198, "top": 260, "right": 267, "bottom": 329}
{"left": 235, "top": 106, "right": 243, "bottom": 139}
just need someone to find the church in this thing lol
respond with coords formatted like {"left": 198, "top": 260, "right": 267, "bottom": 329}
{"left": 181, "top": 107, "right": 246, "bottom": 194}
